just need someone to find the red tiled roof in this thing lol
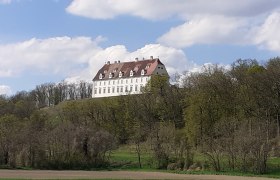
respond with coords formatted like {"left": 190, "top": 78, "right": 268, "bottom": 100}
{"left": 93, "top": 58, "right": 164, "bottom": 81}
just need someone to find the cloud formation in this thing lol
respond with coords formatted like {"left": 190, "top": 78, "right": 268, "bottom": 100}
{"left": 0, "top": 85, "right": 12, "bottom": 95}
{"left": 158, "top": 15, "right": 249, "bottom": 48}
{"left": 252, "top": 12, "right": 280, "bottom": 51}
{"left": 86, "top": 44, "right": 189, "bottom": 78}
{"left": 0, "top": 36, "right": 101, "bottom": 78}
{"left": 66, "top": 0, "right": 280, "bottom": 20}
{"left": 66, "top": 0, "right": 280, "bottom": 52}
{"left": 0, "top": 36, "right": 191, "bottom": 84}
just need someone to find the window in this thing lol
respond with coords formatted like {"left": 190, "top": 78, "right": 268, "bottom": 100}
{"left": 104, "top": 81, "right": 106, "bottom": 85}
{"left": 99, "top": 73, "right": 104, "bottom": 79}
{"left": 130, "top": 70, "right": 134, "bottom": 76}
{"left": 126, "top": 79, "right": 128, "bottom": 84}
{"left": 140, "top": 84, "right": 144, "bottom": 91}
{"left": 130, "top": 85, "right": 133, "bottom": 92}
{"left": 103, "top": 88, "right": 106, "bottom": 94}
{"left": 146, "top": 77, "right": 148, "bottom": 82}
{"left": 112, "top": 87, "right": 115, "bottom": 93}
{"left": 135, "top": 85, "right": 138, "bottom": 92}
{"left": 117, "top": 86, "right": 119, "bottom": 93}
{"left": 109, "top": 81, "right": 110, "bottom": 85}
{"left": 109, "top": 72, "right": 114, "bottom": 78}
{"left": 141, "top": 69, "right": 146, "bottom": 75}
{"left": 99, "top": 81, "right": 101, "bottom": 86}
{"left": 94, "top": 88, "right": 97, "bottom": 94}
{"left": 125, "top": 86, "right": 128, "bottom": 92}
{"left": 120, "top": 86, "right": 123, "bottom": 92}
{"left": 94, "top": 82, "right": 97, "bottom": 86}
{"left": 141, "top": 78, "right": 143, "bottom": 82}
{"left": 131, "top": 79, "right": 133, "bottom": 83}
{"left": 121, "top": 80, "right": 123, "bottom": 84}
{"left": 113, "top": 81, "right": 115, "bottom": 85}
{"left": 119, "top": 71, "right": 123, "bottom": 77}
{"left": 99, "top": 88, "right": 101, "bottom": 94}
{"left": 136, "top": 78, "right": 138, "bottom": 83}
{"left": 108, "top": 87, "right": 110, "bottom": 93}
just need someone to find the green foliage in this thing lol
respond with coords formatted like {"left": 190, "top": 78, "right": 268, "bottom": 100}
{"left": 0, "top": 58, "right": 279, "bottom": 177}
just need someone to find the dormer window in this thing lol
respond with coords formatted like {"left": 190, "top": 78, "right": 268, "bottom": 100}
{"left": 145, "top": 64, "right": 150, "bottom": 69}
{"left": 130, "top": 70, "right": 135, "bottom": 77}
{"left": 113, "top": 68, "right": 118, "bottom": 73}
{"left": 99, "top": 73, "right": 104, "bottom": 79}
{"left": 119, "top": 71, "right": 123, "bottom": 78}
{"left": 141, "top": 69, "right": 146, "bottom": 76}
{"left": 104, "top": 70, "right": 108, "bottom": 73}
{"left": 109, "top": 72, "right": 114, "bottom": 79}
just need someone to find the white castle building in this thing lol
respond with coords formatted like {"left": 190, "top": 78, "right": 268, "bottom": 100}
{"left": 92, "top": 56, "right": 168, "bottom": 98}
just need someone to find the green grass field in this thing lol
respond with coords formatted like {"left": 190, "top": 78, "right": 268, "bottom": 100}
{"left": 110, "top": 144, "right": 153, "bottom": 170}
{"left": 109, "top": 144, "right": 280, "bottom": 178}
{"left": 0, "top": 145, "right": 279, "bottom": 180}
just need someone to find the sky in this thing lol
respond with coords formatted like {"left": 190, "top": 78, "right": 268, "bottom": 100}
{"left": 0, "top": 0, "right": 280, "bottom": 95}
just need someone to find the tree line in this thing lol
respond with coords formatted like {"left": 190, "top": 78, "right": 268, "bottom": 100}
{"left": 0, "top": 58, "right": 279, "bottom": 173}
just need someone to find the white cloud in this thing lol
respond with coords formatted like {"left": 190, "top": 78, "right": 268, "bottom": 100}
{"left": 74, "top": 44, "right": 192, "bottom": 82}
{"left": 66, "top": 0, "right": 280, "bottom": 20}
{"left": 159, "top": 11, "right": 280, "bottom": 51}
{"left": 0, "top": 36, "right": 192, "bottom": 85}
{"left": 158, "top": 15, "right": 249, "bottom": 48}
{"left": 0, "top": 36, "right": 101, "bottom": 78}
{"left": 66, "top": 0, "right": 280, "bottom": 52}
{"left": 252, "top": 12, "right": 280, "bottom": 51}
{"left": 0, "top": 0, "right": 11, "bottom": 4}
{"left": 0, "top": 85, "right": 12, "bottom": 95}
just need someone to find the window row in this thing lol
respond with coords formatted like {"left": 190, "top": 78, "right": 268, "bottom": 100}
{"left": 94, "top": 85, "right": 144, "bottom": 95}
{"left": 99, "top": 69, "right": 148, "bottom": 79}
{"left": 94, "top": 77, "right": 149, "bottom": 86}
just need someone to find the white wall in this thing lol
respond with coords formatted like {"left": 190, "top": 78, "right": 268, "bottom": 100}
{"left": 92, "top": 76, "right": 151, "bottom": 98}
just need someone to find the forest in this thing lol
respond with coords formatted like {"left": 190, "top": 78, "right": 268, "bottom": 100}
{"left": 0, "top": 58, "right": 279, "bottom": 175}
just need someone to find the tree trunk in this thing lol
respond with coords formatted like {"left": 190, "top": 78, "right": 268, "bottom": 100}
{"left": 277, "top": 113, "right": 280, "bottom": 138}
{"left": 4, "top": 151, "right": 9, "bottom": 165}
{"left": 83, "top": 136, "right": 89, "bottom": 157}
{"left": 136, "top": 143, "right": 142, "bottom": 168}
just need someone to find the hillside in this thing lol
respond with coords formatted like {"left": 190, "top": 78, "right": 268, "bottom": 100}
{"left": 0, "top": 58, "right": 279, "bottom": 177}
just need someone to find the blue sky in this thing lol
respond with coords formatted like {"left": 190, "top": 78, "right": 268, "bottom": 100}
{"left": 0, "top": 0, "right": 280, "bottom": 95}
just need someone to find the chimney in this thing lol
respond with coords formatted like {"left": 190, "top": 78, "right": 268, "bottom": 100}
{"left": 135, "top": 57, "right": 139, "bottom": 61}
{"left": 150, "top": 56, "right": 153, "bottom": 59}
{"left": 107, "top": 61, "right": 110, "bottom": 64}
{"left": 118, "top": 60, "right": 120, "bottom": 63}
{"left": 114, "top": 61, "right": 117, "bottom": 63}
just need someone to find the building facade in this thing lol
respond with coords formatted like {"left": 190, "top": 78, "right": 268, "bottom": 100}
{"left": 92, "top": 56, "right": 168, "bottom": 98}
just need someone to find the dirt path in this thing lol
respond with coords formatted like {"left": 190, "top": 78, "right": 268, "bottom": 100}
{"left": 0, "top": 170, "right": 275, "bottom": 180}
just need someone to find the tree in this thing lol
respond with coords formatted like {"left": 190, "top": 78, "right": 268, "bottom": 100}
{"left": 0, "top": 115, "right": 23, "bottom": 167}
